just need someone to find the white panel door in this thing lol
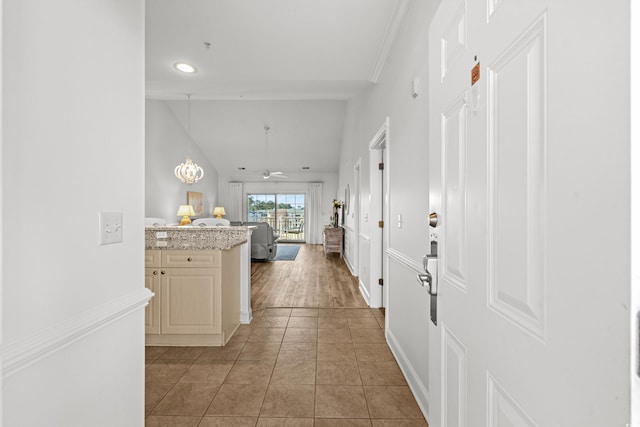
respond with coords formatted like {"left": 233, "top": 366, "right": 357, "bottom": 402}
{"left": 428, "top": 0, "right": 630, "bottom": 426}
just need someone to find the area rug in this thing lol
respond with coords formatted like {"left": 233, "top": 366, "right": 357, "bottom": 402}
{"left": 272, "top": 245, "right": 300, "bottom": 261}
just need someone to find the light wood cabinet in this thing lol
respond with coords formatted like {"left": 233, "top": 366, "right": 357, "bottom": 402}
{"left": 323, "top": 226, "right": 343, "bottom": 258}
{"left": 161, "top": 267, "right": 220, "bottom": 335}
{"left": 144, "top": 247, "right": 240, "bottom": 346}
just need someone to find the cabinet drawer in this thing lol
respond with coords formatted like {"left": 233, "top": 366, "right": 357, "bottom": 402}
{"left": 145, "top": 250, "right": 161, "bottom": 268}
{"left": 161, "top": 250, "right": 221, "bottom": 268}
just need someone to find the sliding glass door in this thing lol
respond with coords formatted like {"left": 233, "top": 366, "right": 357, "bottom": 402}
{"left": 248, "top": 193, "right": 305, "bottom": 242}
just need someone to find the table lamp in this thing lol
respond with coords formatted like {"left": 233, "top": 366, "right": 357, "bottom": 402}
{"left": 212, "top": 206, "right": 226, "bottom": 219}
{"left": 177, "top": 204, "right": 196, "bottom": 226}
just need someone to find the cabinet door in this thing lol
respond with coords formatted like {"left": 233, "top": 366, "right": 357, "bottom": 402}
{"left": 145, "top": 268, "right": 161, "bottom": 334}
{"left": 161, "top": 268, "right": 221, "bottom": 334}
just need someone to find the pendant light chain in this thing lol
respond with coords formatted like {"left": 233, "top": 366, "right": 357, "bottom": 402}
{"left": 174, "top": 93, "right": 204, "bottom": 184}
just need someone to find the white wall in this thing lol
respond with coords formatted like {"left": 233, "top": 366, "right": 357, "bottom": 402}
{"left": 337, "top": 0, "right": 438, "bottom": 415}
{"left": 1, "top": 1, "right": 148, "bottom": 426}
{"left": 145, "top": 99, "right": 220, "bottom": 223}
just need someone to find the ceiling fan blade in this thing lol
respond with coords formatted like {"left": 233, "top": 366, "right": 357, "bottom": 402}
{"left": 260, "top": 169, "right": 286, "bottom": 179}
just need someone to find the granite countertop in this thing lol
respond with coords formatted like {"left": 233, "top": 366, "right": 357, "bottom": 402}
{"left": 145, "top": 226, "right": 250, "bottom": 250}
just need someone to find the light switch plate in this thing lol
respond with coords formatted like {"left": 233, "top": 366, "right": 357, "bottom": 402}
{"left": 99, "top": 212, "right": 123, "bottom": 245}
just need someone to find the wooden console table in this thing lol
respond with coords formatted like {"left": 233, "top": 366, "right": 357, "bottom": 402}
{"left": 323, "top": 226, "right": 343, "bottom": 258}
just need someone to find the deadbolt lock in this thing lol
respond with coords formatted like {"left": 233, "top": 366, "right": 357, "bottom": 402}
{"left": 429, "top": 212, "right": 438, "bottom": 228}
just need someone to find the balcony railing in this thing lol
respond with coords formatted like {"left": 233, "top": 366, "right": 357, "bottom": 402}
{"left": 253, "top": 216, "right": 304, "bottom": 241}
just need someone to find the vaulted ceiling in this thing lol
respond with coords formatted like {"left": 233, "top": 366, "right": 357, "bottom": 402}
{"left": 145, "top": 0, "right": 411, "bottom": 180}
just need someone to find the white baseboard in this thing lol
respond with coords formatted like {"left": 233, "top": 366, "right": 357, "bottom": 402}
{"left": 386, "top": 328, "right": 431, "bottom": 420}
{"left": 359, "top": 279, "right": 370, "bottom": 305}
{"left": 344, "top": 255, "right": 354, "bottom": 275}
{"left": 240, "top": 311, "right": 253, "bottom": 324}
{"left": 1, "top": 287, "right": 153, "bottom": 379}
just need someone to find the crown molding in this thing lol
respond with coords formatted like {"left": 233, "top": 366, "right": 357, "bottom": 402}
{"left": 369, "top": 0, "right": 415, "bottom": 83}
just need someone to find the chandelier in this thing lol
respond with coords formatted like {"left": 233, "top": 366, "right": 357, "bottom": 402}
{"left": 174, "top": 157, "right": 204, "bottom": 184}
{"left": 174, "top": 94, "right": 204, "bottom": 184}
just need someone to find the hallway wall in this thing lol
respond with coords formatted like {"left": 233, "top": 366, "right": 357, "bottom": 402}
{"left": 338, "top": 0, "right": 439, "bottom": 415}
{"left": 1, "top": 1, "right": 148, "bottom": 425}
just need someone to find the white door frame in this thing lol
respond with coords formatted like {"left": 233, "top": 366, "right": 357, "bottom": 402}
{"left": 631, "top": 1, "right": 639, "bottom": 424}
{"left": 368, "top": 117, "right": 390, "bottom": 308}
{"left": 352, "top": 159, "right": 361, "bottom": 277}
{"left": 1, "top": 0, "right": 5, "bottom": 422}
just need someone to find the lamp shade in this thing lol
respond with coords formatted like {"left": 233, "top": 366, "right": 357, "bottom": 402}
{"left": 177, "top": 205, "right": 196, "bottom": 217}
{"left": 212, "top": 207, "right": 226, "bottom": 218}
{"left": 177, "top": 204, "right": 196, "bottom": 226}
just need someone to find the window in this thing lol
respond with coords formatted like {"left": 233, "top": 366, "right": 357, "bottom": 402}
{"left": 248, "top": 193, "right": 305, "bottom": 242}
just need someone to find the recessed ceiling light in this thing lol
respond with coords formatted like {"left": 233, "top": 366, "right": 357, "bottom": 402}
{"left": 174, "top": 62, "right": 197, "bottom": 73}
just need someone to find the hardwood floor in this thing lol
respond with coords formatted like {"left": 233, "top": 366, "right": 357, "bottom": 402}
{"left": 251, "top": 243, "right": 368, "bottom": 310}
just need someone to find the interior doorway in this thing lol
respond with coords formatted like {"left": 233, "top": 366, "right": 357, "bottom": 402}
{"left": 368, "top": 118, "right": 389, "bottom": 308}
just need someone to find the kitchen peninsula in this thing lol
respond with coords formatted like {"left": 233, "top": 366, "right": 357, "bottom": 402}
{"left": 144, "top": 225, "right": 253, "bottom": 346}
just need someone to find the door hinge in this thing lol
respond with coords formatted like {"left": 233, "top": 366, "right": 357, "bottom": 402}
{"left": 378, "top": 162, "right": 384, "bottom": 170}
{"left": 378, "top": 278, "right": 384, "bottom": 286}
{"left": 378, "top": 220, "right": 384, "bottom": 228}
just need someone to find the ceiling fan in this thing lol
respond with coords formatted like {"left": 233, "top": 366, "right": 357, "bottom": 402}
{"left": 263, "top": 169, "right": 288, "bottom": 179}
{"left": 262, "top": 125, "right": 288, "bottom": 179}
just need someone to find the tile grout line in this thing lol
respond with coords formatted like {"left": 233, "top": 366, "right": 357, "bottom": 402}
{"left": 145, "top": 307, "right": 421, "bottom": 425}
{"left": 198, "top": 342, "right": 237, "bottom": 422}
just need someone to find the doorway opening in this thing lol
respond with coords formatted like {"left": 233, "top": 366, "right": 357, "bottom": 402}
{"left": 368, "top": 117, "right": 390, "bottom": 308}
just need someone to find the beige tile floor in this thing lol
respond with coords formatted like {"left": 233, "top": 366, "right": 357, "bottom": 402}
{"left": 145, "top": 307, "right": 428, "bottom": 427}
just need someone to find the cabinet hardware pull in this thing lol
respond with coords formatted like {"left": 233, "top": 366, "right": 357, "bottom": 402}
{"left": 161, "top": 271, "right": 166, "bottom": 275}
{"left": 187, "top": 257, "right": 193, "bottom": 262}
{"left": 153, "top": 271, "right": 158, "bottom": 276}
